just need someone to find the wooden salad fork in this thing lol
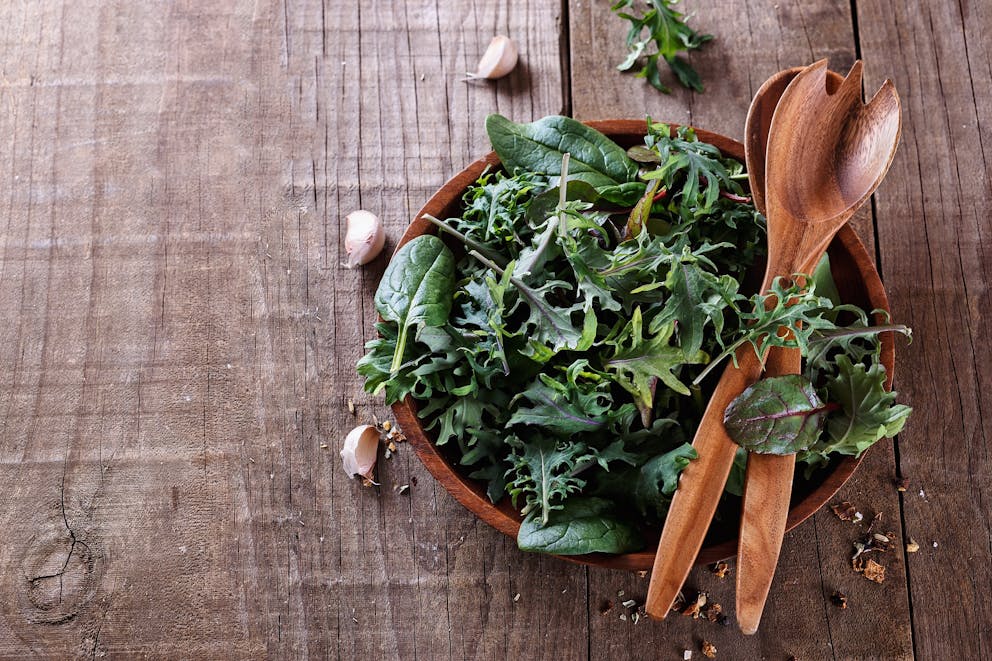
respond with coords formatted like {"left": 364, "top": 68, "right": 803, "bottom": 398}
{"left": 734, "top": 64, "right": 841, "bottom": 635}
{"left": 644, "top": 60, "right": 901, "bottom": 625}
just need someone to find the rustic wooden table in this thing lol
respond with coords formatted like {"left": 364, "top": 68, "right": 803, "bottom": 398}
{"left": 0, "top": 0, "right": 985, "bottom": 658}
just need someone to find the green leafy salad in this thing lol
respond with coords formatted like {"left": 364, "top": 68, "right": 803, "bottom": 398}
{"left": 358, "top": 115, "right": 912, "bottom": 556}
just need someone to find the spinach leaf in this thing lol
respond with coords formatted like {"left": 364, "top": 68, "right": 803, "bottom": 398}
{"left": 631, "top": 443, "right": 697, "bottom": 518}
{"left": 486, "top": 114, "right": 639, "bottom": 189}
{"left": 724, "top": 375, "right": 835, "bottom": 455}
{"left": 517, "top": 497, "right": 644, "bottom": 555}
{"left": 374, "top": 235, "right": 455, "bottom": 373}
{"left": 597, "top": 181, "right": 649, "bottom": 206}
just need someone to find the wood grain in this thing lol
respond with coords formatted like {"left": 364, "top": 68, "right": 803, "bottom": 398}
{"left": 0, "top": 0, "right": 984, "bottom": 657}
{"left": 0, "top": 0, "right": 580, "bottom": 658}
{"left": 857, "top": 0, "right": 992, "bottom": 657}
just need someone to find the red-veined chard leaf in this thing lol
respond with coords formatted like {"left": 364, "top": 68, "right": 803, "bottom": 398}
{"left": 723, "top": 374, "right": 836, "bottom": 455}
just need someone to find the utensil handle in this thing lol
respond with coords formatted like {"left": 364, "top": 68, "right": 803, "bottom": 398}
{"left": 736, "top": 452, "right": 795, "bottom": 633}
{"left": 644, "top": 346, "right": 765, "bottom": 619}
{"left": 735, "top": 341, "right": 802, "bottom": 634}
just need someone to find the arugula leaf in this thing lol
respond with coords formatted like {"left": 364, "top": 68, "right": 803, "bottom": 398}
{"left": 611, "top": 0, "right": 713, "bottom": 94}
{"left": 724, "top": 375, "right": 835, "bottom": 455}
{"left": 815, "top": 355, "right": 911, "bottom": 459}
{"left": 604, "top": 308, "right": 708, "bottom": 426}
{"left": 650, "top": 244, "right": 742, "bottom": 357}
{"left": 509, "top": 374, "right": 612, "bottom": 436}
{"left": 374, "top": 235, "right": 456, "bottom": 373}
{"left": 517, "top": 497, "right": 644, "bottom": 555}
{"left": 642, "top": 123, "right": 741, "bottom": 214}
{"left": 429, "top": 396, "right": 492, "bottom": 446}
{"left": 694, "top": 276, "right": 837, "bottom": 385}
{"left": 455, "top": 169, "right": 550, "bottom": 255}
{"left": 507, "top": 435, "right": 594, "bottom": 525}
{"left": 486, "top": 114, "right": 639, "bottom": 189}
{"left": 557, "top": 207, "right": 623, "bottom": 312}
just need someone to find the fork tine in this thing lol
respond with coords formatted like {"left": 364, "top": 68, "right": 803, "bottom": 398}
{"left": 837, "top": 60, "right": 864, "bottom": 99}
{"left": 866, "top": 79, "right": 900, "bottom": 114}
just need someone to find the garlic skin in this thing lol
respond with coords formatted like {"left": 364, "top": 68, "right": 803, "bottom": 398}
{"left": 341, "top": 425, "right": 380, "bottom": 480}
{"left": 467, "top": 35, "right": 518, "bottom": 80}
{"left": 344, "top": 210, "right": 385, "bottom": 267}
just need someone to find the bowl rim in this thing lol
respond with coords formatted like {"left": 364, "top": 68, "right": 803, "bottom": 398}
{"left": 389, "top": 119, "right": 895, "bottom": 571}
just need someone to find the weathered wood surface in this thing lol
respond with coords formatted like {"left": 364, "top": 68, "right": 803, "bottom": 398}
{"left": 0, "top": 0, "right": 984, "bottom": 658}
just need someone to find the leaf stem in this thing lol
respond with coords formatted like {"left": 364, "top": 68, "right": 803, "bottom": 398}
{"left": 422, "top": 213, "right": 508, "bottom": 268}
{"left": 557, "top": 152, "right": 570, "bottom": 239}
{"left": 467, "top": 249, "right": 506, "bottom": 277}
{"left": 808, "top": 324, "right": 910, "bottom": 345}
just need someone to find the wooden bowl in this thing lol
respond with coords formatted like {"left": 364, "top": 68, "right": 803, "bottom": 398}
{"left": 390, "top": 120, "right": 895, "bottom": 571}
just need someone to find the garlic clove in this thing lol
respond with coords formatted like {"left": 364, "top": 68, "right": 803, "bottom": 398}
{"left": 341, "top": 425, "right": 380, "bottom": 480}
{"left": 467, "top": 35, "right": 518, "bottom": 80}
{"left": 344, "top": 210, "right": 385, "bottom": 268}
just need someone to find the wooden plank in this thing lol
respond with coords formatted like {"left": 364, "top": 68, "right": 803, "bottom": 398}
{"left": 0, "top": 0, "right": 578, "bottom": 658}
{"left": 569, "top": 1, "right": 913, "bottom": 658}
{"left": 857, "top": 0, "right": 992, "bottom": 657}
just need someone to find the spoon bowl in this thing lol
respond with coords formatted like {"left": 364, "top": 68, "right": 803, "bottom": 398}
{"left": 745, "top": 67, "right": 841, "bottom": 217}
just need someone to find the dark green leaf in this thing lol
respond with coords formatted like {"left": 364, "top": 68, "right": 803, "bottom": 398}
{"left": 651, "top": 245, "right": 742, "bottom": 357}
{"left": 811, "top": 253, "right": 842, "bottom": 312}
{"left": 517, "top": 497, "right": 644, "bottom": 555}
{"left": 632, "top": 443, "right": 697, "bottom": 518}
{"left": 509, "top": 373, "right": 611, "bottom": 436}
{"left": 626, "top": 178, "right": 662, "bottom": 238}
{"left": 486, "top": 114, "right": 638, "bottom": 189}
{"left": 610, "top": 0, "right": 712, "bottom": 94}
{"left": 526, "top": 180, "right": 601, "bottom": 224}
{"left": 375, "top": 235, "right": 456, "bottom": 373}
{"left": 506, "top": 435, "right": 593, "bottom": 524}
{"left": 724, "top": 375, "right": 834, "bottom": 455}
{"left": 627, "top": 144, "right": 662, "bottom": 164}
{"left": 597, "top": 181, "right": 648, "bottom": 206}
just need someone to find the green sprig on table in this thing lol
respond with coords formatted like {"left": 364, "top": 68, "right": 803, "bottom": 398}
{"left": 611, "top": 0, "right": 713, "bottom": 93}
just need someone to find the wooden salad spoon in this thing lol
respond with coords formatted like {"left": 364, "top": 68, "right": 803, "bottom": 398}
{"left": 735, "top": 65, "right": 841, "bottom": 635}
{"left": 645, "top": 60, "right": 901, "bottom": 622}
